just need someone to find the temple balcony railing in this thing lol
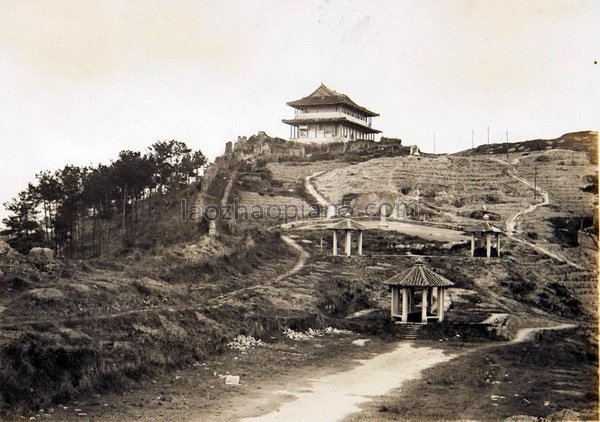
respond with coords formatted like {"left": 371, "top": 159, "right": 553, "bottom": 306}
{"left": 291, "top": 111, "right": 372, "bottom": 128}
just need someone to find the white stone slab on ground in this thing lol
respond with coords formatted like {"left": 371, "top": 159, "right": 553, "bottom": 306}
{"left": 225, "top": 375, "right": 240, "bottom": 385}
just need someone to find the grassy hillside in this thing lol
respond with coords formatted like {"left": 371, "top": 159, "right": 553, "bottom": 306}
{"left": 313, "top": 155, "right": 533, "bottom": 225}
{"left": 0, "top": 131, "right": 597, "bottom": 418}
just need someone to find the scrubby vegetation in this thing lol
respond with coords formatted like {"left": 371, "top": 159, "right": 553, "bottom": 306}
{"left": 0, "top": 130, "right": 597, "bottom": 420}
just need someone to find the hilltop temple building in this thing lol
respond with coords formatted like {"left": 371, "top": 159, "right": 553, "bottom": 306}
{"left": 282, "top": 84, "right": 381, "bottom": 143}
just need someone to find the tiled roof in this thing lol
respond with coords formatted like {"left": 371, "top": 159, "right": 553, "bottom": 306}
{"left": 287, "top": 84, "right": 379, "bottom": 117}
{"left": 466, "top": 220, "right": 503, "bottom": 234}
{"left": 329, "top": 219, "right": 366, "bottom": 231}
{"left": 384, "top": 263, "right": 455, "bottom": 288}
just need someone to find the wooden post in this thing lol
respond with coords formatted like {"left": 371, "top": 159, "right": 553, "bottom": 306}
{"left": 486, "top": 233, "right": 491, "bottom": 258}
{"left": 358, "top": 231, "right": 363, "bottom": 256}
{"left": 345, "top": 230, "right": 352, "bottom": 256}
{"left": 421, "top": 288, "right": 428, "bottom": 323}
{"left": 470, "top": 234, "right": 475, "bottom": 257}
{"left": 332, "top": 231, "right": 337, "bottom": 256}
{"left": 437, "top": 288, "right": 445, "bottom": 322}
{"left": 401, "top": 287, "right": 409, "bottom": 323}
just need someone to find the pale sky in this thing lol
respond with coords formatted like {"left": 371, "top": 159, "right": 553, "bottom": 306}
{"left": 1, "top": 0, "right": 599, "bottom": 222}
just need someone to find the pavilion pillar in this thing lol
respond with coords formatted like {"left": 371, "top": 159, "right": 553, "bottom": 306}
{"left": 421, "top": 288, "right": 428, "bottom": 323}
{"left": 470, "top": 234, "right": 475, "bottom": 257}
{"left": 428, "top": 287, "right": 434, "bottom": 309}
{"left": 379, "top": 206, "right": 388, "bottom": 228}
{"left": 345, "top": 230, "right": 352, "bottom": 256}
{"left": 437, "top": 288, "right": 445, "bottom": 322}
{"left": 390, "top": 287, "right": 397, "bottom": 317}
{"left": 357, "top": 231, "right": 363, "bottom": 256}
{"left": 497, "top": 234, "right": 501, "bottom": 257}
{"left": 486, "top": 233, "right": 492, "bottom": 258}
{"left": 332, "top": 231, "right": 337, "bottom": 256}
{"left": 401, "top": 287, "right": 409, "bottom": 323}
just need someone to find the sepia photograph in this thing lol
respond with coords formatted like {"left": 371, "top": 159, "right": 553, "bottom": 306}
{"left": 0, "top": 1, "right": 598, "bottom": 421}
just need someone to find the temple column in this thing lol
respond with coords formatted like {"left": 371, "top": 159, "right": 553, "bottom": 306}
{"left": 421, "top": 288, "right": 428, "bottom": 323}
{"left": 437, "top": 288, "right": 445, "bottom": 322}
{"left": 345, "top": 230, "right": 352, "bottom": 256}
{"left": 357, "top": 231, "right": 363, "bottom": 256}
{"left": 401, "top": 287, "right": 409, "bottom": 323}
{"left": 332, "top": 231, "right": 337, "bottom": 256}
{"left": 470, "top": 234, "right": 475, "bottom": 257}
{"left": 486, "top": 233, "right": 492, "bottom": 258}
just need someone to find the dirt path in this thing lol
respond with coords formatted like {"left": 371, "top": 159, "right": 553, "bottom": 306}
{"left": 505, "top": 172, "right": 550, "bottom": 235}
{"left": 305, "top": 171, "right": 331, "bottom": 212}
{"left": 273, "top": 235, "right": 309, "bottom": 283}
{"left": 510, "top": 323, "right": 578, "bottom": 344}
{"left": 236, "top": 343, "right": 455, "bottom": 422}
{"left": 489, "top": 157, "right": 550, "bottom": 235}
{"left": 233, "top": 324, "right": 574, "bottom": 422}
{"left": 210, "top": 235, "right": 309, "bottom": 302}
{"left": 220, "top": 170, "right": 237, "bottom": 207}
{"left": 489, "top": 157, "right": 584, "bottom": 270}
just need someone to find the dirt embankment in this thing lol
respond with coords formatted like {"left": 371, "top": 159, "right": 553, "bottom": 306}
{"left": 0, "top": 230, "right": 319, "bottom": 417}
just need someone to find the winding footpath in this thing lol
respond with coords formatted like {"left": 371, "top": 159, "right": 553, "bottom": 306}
{"left": 489, "top": 157, "right": 584, "bottom": 270}
{"left": 273, "top": 235, "right": 310, "bottom": 283}
{"left": 305, "top": 171, "right": 331, "bottom": 211}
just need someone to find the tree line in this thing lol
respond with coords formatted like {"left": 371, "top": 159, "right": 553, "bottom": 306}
{"left": 2, "top": 140, "right": 207, "bottom": 256}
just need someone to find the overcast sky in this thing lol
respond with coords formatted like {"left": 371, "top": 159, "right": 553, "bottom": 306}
{"left": 0, "top": 0, "right": 598, "bottom": 222}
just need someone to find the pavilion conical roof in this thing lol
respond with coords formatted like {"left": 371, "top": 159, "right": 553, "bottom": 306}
{"left": 384, "top": 263, "right": 455, "bottom": 288}
{"left": 466, "top": 220, "right": 503, "bottom": 234}
{"left": 329, "top": 218, "right": 366, "bottom": 231}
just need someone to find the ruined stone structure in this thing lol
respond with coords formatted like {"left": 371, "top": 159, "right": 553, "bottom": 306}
{"left": 282, "top": 84, "right": 381, "bottom": 143}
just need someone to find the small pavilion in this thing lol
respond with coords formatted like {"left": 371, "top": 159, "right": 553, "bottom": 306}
{"left": 329, "top": 219, "right": 365, "bottom": 256}
{"left": 384, "top": 262, "right": 454, "bottom": 323}
{"left": 466, "top": 216, "right": 503, "bottom": 258}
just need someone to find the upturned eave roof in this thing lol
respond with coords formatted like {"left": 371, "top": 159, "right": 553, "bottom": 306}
{"left": 287, "top": 84, "right": 379, "bottom": 117}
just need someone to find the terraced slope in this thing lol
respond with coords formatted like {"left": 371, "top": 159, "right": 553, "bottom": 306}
{"left": 310, "top": 150, "right": 597, "bottom": 318}
{"left": 312, "top": 155, "right": 532, "bottom": 225}
{"left": 266, "top": 161, "right": 348, "bottom": 187}
{"left": 512, "top": 149, "right": 597, "bottom": 263}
